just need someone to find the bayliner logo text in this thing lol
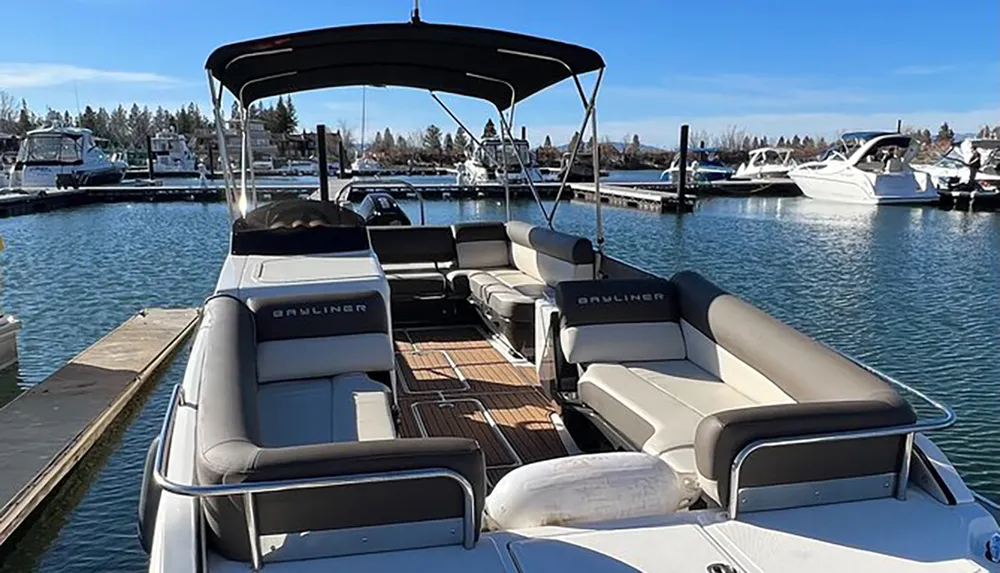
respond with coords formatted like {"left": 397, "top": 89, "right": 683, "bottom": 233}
{"left": 272, "top": 304, "right": 368, "bottom": 318}
{"left": 577, "top": 293, "right": 664, "bottom": 304}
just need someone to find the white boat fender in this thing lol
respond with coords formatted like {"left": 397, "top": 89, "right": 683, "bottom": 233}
{"left": 484, "top": 452, "right": 686, "bottom": 530}
{"left": 137, "top": 437, "right": 161, "bottom": 554}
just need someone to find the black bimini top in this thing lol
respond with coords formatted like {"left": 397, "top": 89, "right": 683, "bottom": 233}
{"left": 205, "top": 21, "right": 605, "bottom": 109}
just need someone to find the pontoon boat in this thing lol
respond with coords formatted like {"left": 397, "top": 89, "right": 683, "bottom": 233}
{"left": 139, "top": 10, "right": 1000, "bottom": 573}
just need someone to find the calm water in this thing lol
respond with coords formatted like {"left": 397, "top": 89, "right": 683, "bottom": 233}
{"left": 0, "top": 194, "right": 998, "bottom": 571}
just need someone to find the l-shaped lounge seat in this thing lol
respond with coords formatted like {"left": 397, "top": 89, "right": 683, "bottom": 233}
{"left": 555, "top": 273, "right": 916, "bottom": 511}
{"left": 369, "top": 220, "right": 595, "bottom": 355}
{"left": 194, "top": 293, "right": 486, "bottom": 562}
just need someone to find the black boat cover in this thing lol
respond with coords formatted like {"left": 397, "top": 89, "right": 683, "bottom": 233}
{"left": 206, "top": 21, "right": 604, "bottom": 109}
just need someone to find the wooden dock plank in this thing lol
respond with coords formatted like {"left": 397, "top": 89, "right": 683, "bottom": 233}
{"left": 0, "top": 308, "right": 200, "bottom": 547}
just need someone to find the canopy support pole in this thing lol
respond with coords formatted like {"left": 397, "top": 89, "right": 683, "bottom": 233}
{"left": 207, "top": 72, "right": 237, "bottom": 219}
{"left": 546, "top": 67, "right": 603, "bottom": 228}
{"left": 496, "top": 107, "right": 548, "bottom": 222}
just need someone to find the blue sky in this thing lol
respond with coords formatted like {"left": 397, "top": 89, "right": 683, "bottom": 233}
{"left": 1, "top": 0, "right": 997, "bottom": 146}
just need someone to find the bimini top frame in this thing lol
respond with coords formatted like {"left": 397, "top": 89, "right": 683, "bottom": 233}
{"left": 205, "top": 11, "right": 608, "bottom": 256}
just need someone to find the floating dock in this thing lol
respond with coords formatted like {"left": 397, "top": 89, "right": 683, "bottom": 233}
{"left": 569, "top": 183, "right": 695, "bottom": 213}
{"left": 0, "top": 308, "right": 200, "bottom": 549}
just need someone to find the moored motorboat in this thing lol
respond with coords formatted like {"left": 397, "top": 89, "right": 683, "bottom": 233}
{"left": 914, "top": 138, "right": 1000, "bottom": 191}
{"left": 9, "top": 127, "right": 127, "bottom": 189}
{"left": 660, "top": 147, "right": 734, "bottom": 183}
{"left": 734, "top": 147, "right": 797, "bottom": 179}
{"left": 789, "top": 132, "right": 938, "bottom": 204}
{"left": 0, "top": 313, "right": 21, "bottom": 371}
{"left": 455, "top": 137, "right": 545, "bottom": 185}
{"left": 139, "top": 10, "right": 1000, "bottom": 573}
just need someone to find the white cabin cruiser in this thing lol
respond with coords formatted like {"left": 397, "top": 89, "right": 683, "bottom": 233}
{"left": 455, "top": 137, "right": 545, "bottom": 185}
{"left": 10, "top": 127, "right": 127, "bottom": 189}
{"left": 350, "top": 154, "right": 382, "bottom": 173}
{"left": 914, "top": 139, "right": 1000, "bottom": 191}
{"left": 149, "top": 131, "right": 198, "bottom": 175}
{"left": 0, "top": 313, "right": 22, "bottom": 371}
{"left": 789, "top": 133, "right": 937, "bottom": 204}
{"left": 139, "top": 13, "right": 1000, "bottom": 573}
{"left": 734, "top": 147, "right": 797, "bottom": 179}
{"left": 660, "top": 148, "right": 734, "bottom": 183}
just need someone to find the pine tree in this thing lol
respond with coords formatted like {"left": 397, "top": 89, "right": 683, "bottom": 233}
{"left": 936, "top": 122, "right": 954, "bottom": 143}
{"left": 741, "top": 136, "right": 751, "bottom": 150}
{"left": 751, "top": 136, "right": 760, "bottom": 149}
{"left": 422, "top": 124, "right": 443, "bottom": 151}
{"left": 396, "top": 134, "right": 407, "bottom": 149}
{"left": 816, "top": 136, "right": 828, "bottom": 149}
{"left": 791, "top": 135, "right": 801, "bottom": 147}
{"left": 777, "top": 136, "right": 786, "bottom": 147}
{"left": 453, "top": 128, "right": 469, "bottom": 151}
{"left": 443, "top": 132, "right": 454, "bottom": 153}
{"left": 482, "top": 119, "right": 496, "bottom": 138}
{"left": 631, "top": 134, "right": 641, "bottom": 150}
{"left": 569, "top": 131, "right": 580, "bottom": 151}
{"left": 373, "top": 131, "right": 383, "bottom": 151}
{"left": 284, "top": 97, "right": 298, "bottom": 133}
{"left": 79, "top": 106, "right": 98, "bottom": 132}
{"left": 383, "top": 128, "right": 394, "bottom": 150}
{"left": 543, "top": 135, "right": 552, "bottom": 147}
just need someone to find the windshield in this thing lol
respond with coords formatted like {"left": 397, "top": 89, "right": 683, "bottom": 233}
{"left": 16, "top": 134, "right": 83, "bottom": 163}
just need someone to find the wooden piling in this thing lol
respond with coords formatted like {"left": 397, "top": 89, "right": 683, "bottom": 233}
{"left": 145, "top": 135, "right": 155, "bottom": 181}
{"left": 678, "top": 125, "right": 690, "bottom": 208}
{"left": 317, "top": 124, "right": 330, "bottom": 202}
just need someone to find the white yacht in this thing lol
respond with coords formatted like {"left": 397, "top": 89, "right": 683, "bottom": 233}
{"left": 914, "top": 139, "right": 1000, "bottom": 191}
{"left": 138, "top": 13, "right": 1000, "bottom": 573}
{"left": 350, "top": 154, "right": 383, "bottom": 174}
{"left": 660, "top": 148, "right": 734, "bottom": 183}
{"left": 9, "top": 127, "right": 127, "bottom": 189}
{"left": 789, "top": 132, "right": 938, "bottom": 204}
{"left": 455, "top": 137, "right": 545, "bottom": 185}
{"left": 734, "top": 147, "right": 797, "bottom": 179}
{"left": 149, "top": 131, "right": 197, "bottom": 175}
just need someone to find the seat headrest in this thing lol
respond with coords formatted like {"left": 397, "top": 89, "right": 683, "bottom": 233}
{"left": 556, "top": 278, "right": 678, "bottom": 327}
{"left": 247, "top": 291, "right": 388, "bottom": 342}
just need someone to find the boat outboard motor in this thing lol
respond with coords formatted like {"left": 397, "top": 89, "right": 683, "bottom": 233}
{"left": 357, "top": 192, "right": 412, "bottom": 226}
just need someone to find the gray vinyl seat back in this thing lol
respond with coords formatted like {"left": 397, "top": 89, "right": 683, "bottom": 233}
{"left": 505, "top": 220, "right": 595, "bottom": 287}
{"left": 369, "top": 225, "right": 457, "bottom": 267}
{"left": 194, "top": 295, "right": 486, "bottom": 563}
{"left": 452, "top": 221, "right": 511, "bottom": 269}
{"left": 555, "top": 274, "right": 917, "bottom": 509}
{"left": 556, "top": 277, "right": 685, "bottom": 364}
{"left": 247, "top": 290, "right": 394, "bottom": 383}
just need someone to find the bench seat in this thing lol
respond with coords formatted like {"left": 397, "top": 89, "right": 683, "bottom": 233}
{"left": 556, "top": 275, "right": 918, "bottom": 511}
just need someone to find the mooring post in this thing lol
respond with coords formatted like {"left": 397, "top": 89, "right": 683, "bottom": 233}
{"left": 146, "top": 135, "right": 154, "bottom": 181}
{"left": 317, "top": 124, "right": 330, "bottom": 202}
{"left": 207, "top": 145, "right": 215, "bottom": 177}
{"left": 338, "top": 136, "right": 347, "bottom": 179}
{"left": 521, "top": 126, "right": 526, "bottom": 140}
{"left": 678, "top": 125, "right": 689, "bottom": 211}
{"left": 896, "top": 119, "right": 902, "bottom": 133}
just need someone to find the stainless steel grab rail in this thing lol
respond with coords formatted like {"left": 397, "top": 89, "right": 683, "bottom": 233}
{"left": 333, "top": 178, "right": 426, "bottom": 225}
{"left": 152, "top": 384, "right": 476, "bottom": 571}
{"left": 728, "top": 355, "right": 956, "bottom": 518}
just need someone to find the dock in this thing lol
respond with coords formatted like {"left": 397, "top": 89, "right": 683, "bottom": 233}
{"left": 0, "top": 308, "right": 200, "bottom": 549}
{"left": 569, "top": 183, "right": 695, "bottom": 213}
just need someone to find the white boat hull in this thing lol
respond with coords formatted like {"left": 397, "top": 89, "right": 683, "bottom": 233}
{"left": 790, "top": 169, "right": 938, "bottom": 205}
{"left": 0, "top": 315, "right": 22, "bottom": 371}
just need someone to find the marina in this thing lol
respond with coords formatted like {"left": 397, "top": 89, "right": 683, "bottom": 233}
{"left": 0, "top": 309, "right": 199, "bottom": 551}
{"left": 0, "top": 2, "right": 997, "bottom": 572}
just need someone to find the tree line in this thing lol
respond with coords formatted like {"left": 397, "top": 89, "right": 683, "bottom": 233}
{"left": 0, "top": 91, "right": 301, "bottom": 151}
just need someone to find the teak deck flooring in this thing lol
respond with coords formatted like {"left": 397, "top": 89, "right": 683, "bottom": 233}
{"left": 394, "top": 326, "right": 567, "bottom": 486}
